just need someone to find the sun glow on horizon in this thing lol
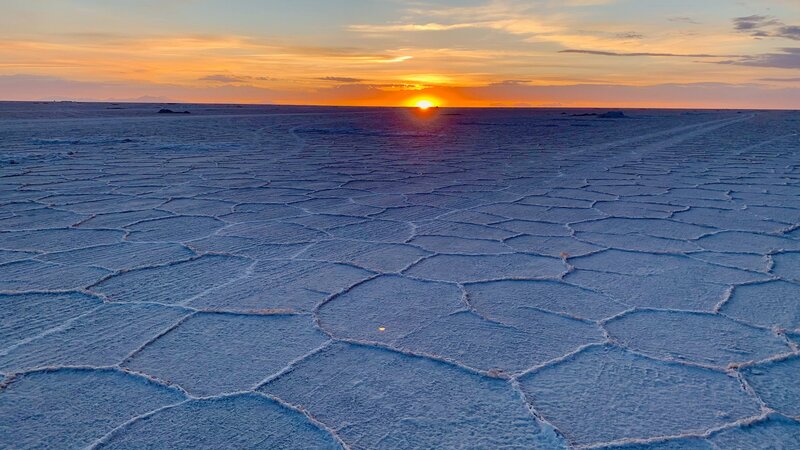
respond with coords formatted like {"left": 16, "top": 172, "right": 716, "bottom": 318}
{"left": 0, "top": 1, "right": 798, "bottom": 108}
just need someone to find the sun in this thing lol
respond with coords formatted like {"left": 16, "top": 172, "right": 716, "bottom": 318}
{"left": 415, "top": 99, "right": 435, "bottom": 110}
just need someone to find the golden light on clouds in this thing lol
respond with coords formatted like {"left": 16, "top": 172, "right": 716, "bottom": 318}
{"left": 0, "top": 1, "right": 797, "bottom": 108}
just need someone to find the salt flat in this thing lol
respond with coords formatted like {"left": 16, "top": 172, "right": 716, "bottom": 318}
{"left": 1, "top": 102, "right": 799, "bottom": 449}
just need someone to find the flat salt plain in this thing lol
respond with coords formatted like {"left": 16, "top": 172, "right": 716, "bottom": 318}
{"left": 1, "top": 101, "right": 799, "bottom": 449}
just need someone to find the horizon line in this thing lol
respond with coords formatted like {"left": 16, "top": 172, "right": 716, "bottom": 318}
{"left": 1, "top": 99, "right": 796, "bottom": 112}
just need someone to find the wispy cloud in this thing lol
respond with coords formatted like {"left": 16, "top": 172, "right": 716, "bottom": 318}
{"left": 350, "top": 2, "right": 564, "bottom": 40}
{"left": 348, "top": 22, "right": 477, "bottom": 32}
{"left": 348, "top": 2, "right": 737, "bottom": 62}
{"left": 199, "top": 74, "right": 245, "bottom": 83}
{"left": 199, "top": 74, "right": 273, "bottom": 83}
{"left": 733, "top": 15, "right": 782, "bottom": 31}
{"left": 318, "top": 76, "right": 363, "bottom": 83}
{"left": 559, "top": 49, "right": 740, "bottom": 58}
{"left": 614, "top": 32, "right": 644, "bottom": 39}
{"left": 718, "top": 48, "right": 800, "bottom": 69}
{"left": 376, "top": 55, "right": 413, "bottom": 63}
{"left": 733, "top": 15, "right": 800, "bottom": 40}
{"left": 668, "top": 17, "right": 701, "bottom": 25}
{"left": 778, "top": 26, "right": 800, "bottom": 40}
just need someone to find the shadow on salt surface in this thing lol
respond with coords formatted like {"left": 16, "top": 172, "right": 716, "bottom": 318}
{"left": 0, "top": 259, "right": 110, "bottom": 291}
{"left": 598, "top": 414, "right": 800, "bottom": 449}
{"left": 0, "top": 303, "right": 188, "bottom": 372}
{"left": 0, "top": 292, "right": 101, "bottom": 349}
{"left": 404, "top": 253, "right": 567, "bottom": 283}
{"left": 0, "top": 368, "right": 185, "bottom": 449}
{"left": 295, "top": 125, "right": 433, "bottom": 138}
{"left": 741, "top": 355, "right": 800, "bottom": 417}
{"left": 0, "top": 228, "right": 124, "bottom": 252}
{"left": 95, "top": 394, "right": 343, "bottom": 450}
{"left": 126, "top": 216, "right": 224, "bottom": 242}
{"left": 318, "top": 275, "right": 606, "bottom": 373}
{"left": 408, "top": 235, "right": 512, "bottom": 255}
{"left": 722, "top": 281, "right": 800, "bottom": 329}
{"left": 260, "top": 342, "right": 567, "bottom": 449}
{"left": 566, "top": 249, "right": 768, "bottom": 310}
{"left": 189, "top": 259, "right": 373, "bottom": 312}
{"left": 294, "top": 240, "right": 430, "bottom": 272}
{"left": 771, "top": 252, "right": 800, "bottom": 281}
{"left": 519, "top": 345, "right": 760, "bottom": 446}
{"left": 0, "top": 207, "right": 87, "bottom": 230}
{"left": 604, "top": 309, "right": 791, "bottom": 367}
{"left": 466, "top": 279, "right": 626, "bottom": 322}
{"left": 123, "top": 313, "right": 328, "bottom": 396}
{"left": 38, "top": 242, "right": 194, "bottom": 271}
{"left": 90, "top": 254, "right": 251, "bottom": 305}
{"left": 30, "top": 137, "right": 138, "bottom": 146}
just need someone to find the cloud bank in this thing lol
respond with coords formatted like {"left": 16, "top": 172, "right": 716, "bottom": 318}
{"left": 3, "top": 74, "right": 800, "bottom": 109}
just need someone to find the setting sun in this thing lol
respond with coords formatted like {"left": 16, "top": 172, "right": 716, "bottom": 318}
{"left": 415, "top": 99, "right": 434, "bottom": 110}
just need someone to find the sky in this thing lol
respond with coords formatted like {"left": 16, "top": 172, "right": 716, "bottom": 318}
{"left": 1, "top": 0, "right": 800, "bottom": 108}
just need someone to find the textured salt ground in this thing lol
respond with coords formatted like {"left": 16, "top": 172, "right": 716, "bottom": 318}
{"left": 1, "top": 103, "right": 800, "bottom": 449}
